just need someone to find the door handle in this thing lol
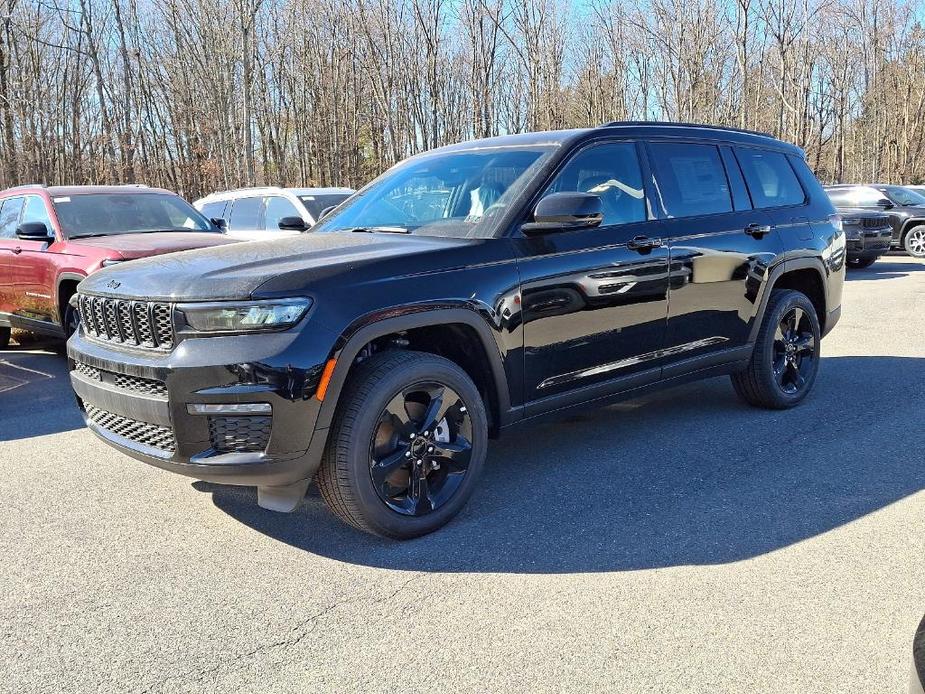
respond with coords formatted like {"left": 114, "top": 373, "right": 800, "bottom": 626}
{"left": 745, "top": 223, "right": 771, "bottom": 238}
{"left": 627, "top": 236, "right": 663, "bottom": 252}
{"left": 10, "top": 246, "right": 22, "bottom": 254}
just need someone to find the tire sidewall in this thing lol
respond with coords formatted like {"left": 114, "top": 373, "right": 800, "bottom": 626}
{"left": 759, "top": 291, "right": 821, "bottom": 407}
{"left": 340, "top": 356, "right": 488, "bottom": 538}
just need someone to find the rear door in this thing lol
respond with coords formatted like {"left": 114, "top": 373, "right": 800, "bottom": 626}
{"left": 648, "top": 140, "right": 783, "bottom": 371}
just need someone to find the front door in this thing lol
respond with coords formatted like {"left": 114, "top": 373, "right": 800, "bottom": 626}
{"left": 8, "top": 195, "right": 61, "bottom": 326}
{"left": 0, "top": 196, "right": 26, "bottom": 318}
{"left": 514, "top": 140, "right": 671, "bottom": 412}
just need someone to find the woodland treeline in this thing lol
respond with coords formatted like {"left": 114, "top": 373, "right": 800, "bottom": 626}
{"left": 2, "top": 0, "right": 925, "bottom": 197}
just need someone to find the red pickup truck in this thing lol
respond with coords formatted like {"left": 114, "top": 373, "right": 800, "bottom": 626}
{"left": 0, "top": 184, "right": 237, "bottom": 348}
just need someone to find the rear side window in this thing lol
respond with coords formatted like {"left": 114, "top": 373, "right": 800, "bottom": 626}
{"left": 0, "top": 197, "right": 25, "bottom": 238}
{"left": 200, "top": 201, "right": 228, "bottom": 220}
{"left": 735, "top": 149, "right": 805, "bottom": 208}
{"left": 229, "top": 197, "right": 263, "bottom": 230}
{"left": 648, "top": 143, "right": 732, "bottom": 218}
{"left": 825, "top": 186, "right": 883, "bottom": 207}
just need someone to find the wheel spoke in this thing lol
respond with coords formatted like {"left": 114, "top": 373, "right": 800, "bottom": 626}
{"left": 794, "top": 333, "right": 815, "bottom": 354}
{"left": 407, "top": 466, "right": 433, "bottom": 515}
{"left": 419, "top": 386, "right": 451, "bottom": 432}
{"left": 432, "top": 437, "right": 472, "bottom": 473}
{"left": 382, "top": 391, "right": 411, "bottom": 426}
{"left": 792, "top": 307, "right": 804, "bottom": 332}
{"left": 370, "top": 449, "right": 408, "bottom": 488}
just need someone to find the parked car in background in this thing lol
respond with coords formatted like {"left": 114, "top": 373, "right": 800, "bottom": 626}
{"left": 194, "top": 187, "right": 354, "bottom": 241}
{"left": 825, "top": 184, "right": 925, "bottom": 258}
{"left": 822, "top": 199, "right": 892, "bottom": 268}
{"left": 68, "top": 122, "right": 844, "bottom": 539}
{"left": 0, "top": 184, "right": 236, "bottom": 348}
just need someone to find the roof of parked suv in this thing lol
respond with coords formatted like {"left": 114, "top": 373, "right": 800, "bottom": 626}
{"left": 1, "top": 184, "right": 173, "bottom": 197}
{"left": 198, "top": 186, "right": 354, "bottom": 201}
{"left": 426, "top": 121, "right": 802, "bottom": 156}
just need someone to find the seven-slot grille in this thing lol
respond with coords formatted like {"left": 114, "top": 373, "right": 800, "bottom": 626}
{"left": 78, "top": 294, "right": 173, "bottom": 349}
{"left": 72, "top": 361, "right": 168, "bottom": 399}
{"left": 83, "top": 403, "right": 176, "bottom": 453}
{"left": 862, "top": 217, "right": 890, "bottom": 229}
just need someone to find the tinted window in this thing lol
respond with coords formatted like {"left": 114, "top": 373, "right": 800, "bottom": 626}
{"left": 649, "top": 143, "right": 732, "bottom": 218}
{"left": 880, "top": 186, "right": 925, "bottom": 206}
{"left": 200, "top": 201, "right": 228, "bottom": 220}
{"left": 298, "top": 193, "right": 352, "bottom": 220}
{"left": 21, "top": 196, "right": 54, "bottom": 232}
{"left": 52, "top": 193, "right": 214, "bottom": 237}
{"left": 229, "top": 197, "right": 263, "bottom": 230}
{"left": 0, "top": 197, "right": 25, "bottom": 239}
{"left": 735, "top": 149, "right": 805, "bottom": 208}
{"left": 264, "top": 196, "right": 302, "bottom": 230}
{"left": 541, "top": 142, "right": 646, "bottom": 226}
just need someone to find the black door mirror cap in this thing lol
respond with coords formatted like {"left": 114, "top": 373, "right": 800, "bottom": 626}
{"left": 210, "top": 217, "right": 228, "bottom": 230}
{"left": 521, "top": 191, "right": 604, "bottom": 235}
{"left": 876, "top": 199, "right": 894, "bottom": 209}
{"left": 15, "top": 222, "right": 54, "bottom": 242}
{"left": 278, "top": 216, "right": 310, "bottom": 231}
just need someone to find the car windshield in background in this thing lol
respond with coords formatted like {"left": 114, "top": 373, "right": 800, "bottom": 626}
{"left": 298, "top": 194, "right": 352, "bottom": 220}
{"left": 882, "top": 186, "right": 925, "bottom": 206}
{"left": 53, "top": 193, "right": 216, "bottom": 237}
{"left": 313, "top": 146, "right": 556, "bottom": 238}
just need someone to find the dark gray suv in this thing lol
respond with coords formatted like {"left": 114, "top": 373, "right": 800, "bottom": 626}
{"left": 825, "top": 184, "right": 925, "bottom": 258}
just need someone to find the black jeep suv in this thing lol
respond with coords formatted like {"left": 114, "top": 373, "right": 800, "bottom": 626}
{"left": 825, "top": 184, "right": 925, "bottom": 258}
{"left": 67, "top": 122, "right": 845, "bottom": 539}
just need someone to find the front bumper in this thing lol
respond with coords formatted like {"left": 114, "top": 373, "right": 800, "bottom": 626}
{"left": 67, "top": 325, "right": 336, "bottom": 487}
{"left": 846, "top": 227, "right": 893, "bottom": 259}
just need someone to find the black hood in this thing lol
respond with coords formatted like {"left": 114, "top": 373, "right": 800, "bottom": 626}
{"left": 77, "top": 231, "right": 477, "bottom": 301}
{"left": 835, "top": 207, "right": 891, "bottom": 220}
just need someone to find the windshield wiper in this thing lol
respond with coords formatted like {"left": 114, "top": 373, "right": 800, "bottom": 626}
{"left": 346, "top": 226, "right": 410, "bottom": 234}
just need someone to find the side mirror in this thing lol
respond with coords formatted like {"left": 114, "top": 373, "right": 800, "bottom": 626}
{"left": 521, "top": 192, "right": 604, "bottom": 234}
{"left": 317, "top": 205, "right": 337, "bottom": 221}
{"left": 211, "top": 217, "right": 227, "bottom": 230}
{"left": 16, "top": 222, "right": 54, "bottom": 241}
{"left": 278, "top": 216, "right": 309, "bottom": 231}
{"left": 876, "top": 198, "right": 894, "bottom": 209}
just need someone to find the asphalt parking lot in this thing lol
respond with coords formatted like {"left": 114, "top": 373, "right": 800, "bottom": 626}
{"left": 1, "top": 256, "right": 923, "bottom": 693}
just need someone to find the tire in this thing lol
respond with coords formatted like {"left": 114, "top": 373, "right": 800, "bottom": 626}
{"left": 316, "top": 350, "right": 488, "bottom": 539}
{"left": 847, "top": 256, "right": 877, "bottom": 269}
{"left": 731, "top": 289, "right": 821, "bottom": 409}
{"left": 63, "top": 302, "right": 80, "bottom": 339}
{"left": 0, "top": 327, "right": 9, "bottom": 349}
{"left": 903, "top": 225, "right": 925, "bottom": 258}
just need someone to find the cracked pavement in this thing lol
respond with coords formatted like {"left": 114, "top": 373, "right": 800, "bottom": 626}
{"left": 1, "top": 256, "right": 924, "bottom": 693}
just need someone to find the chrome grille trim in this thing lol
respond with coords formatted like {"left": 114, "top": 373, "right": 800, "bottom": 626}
{"left": 78, "top": 294, "right": 174, "bottom": 350}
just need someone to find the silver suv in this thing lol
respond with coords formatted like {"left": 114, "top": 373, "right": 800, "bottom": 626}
{"left": 193, "top": 186, "right": 354, "bottom": 241}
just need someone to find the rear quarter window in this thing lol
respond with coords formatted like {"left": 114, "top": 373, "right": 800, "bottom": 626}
{"left": 735, "top": 148, "right": 805, "bottom": 208}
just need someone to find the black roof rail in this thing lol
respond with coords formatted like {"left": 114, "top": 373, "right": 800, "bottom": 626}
{"left": 598, "top": 120, "right": 774, "bottom": 139}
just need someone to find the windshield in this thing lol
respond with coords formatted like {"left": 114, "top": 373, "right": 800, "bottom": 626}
{"left": 53, "top": 193, "right": 217, "bottom": 237}
{"left": 298, "top": 193, "right": 352, "bottom": 220}
{"left": 881, "top": 186, "right": 925, "bottom": 206}
{"left": 313, "top": 146, "right": 557, "bottom": 238}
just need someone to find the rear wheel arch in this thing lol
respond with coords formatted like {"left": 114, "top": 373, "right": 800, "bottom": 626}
{"left": 315, "top": 309, "right": 512, "bottom": 437}
{"left": 751, "top": 260, "right": 827, "bottom": 342}
{"left": 56, "top": 273, "right": 84, "bottom": 327}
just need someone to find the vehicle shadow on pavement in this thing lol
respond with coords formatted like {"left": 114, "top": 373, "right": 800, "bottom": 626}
{"left": 846, "top": 259, "right": 925, "bottom": 281}
{"left": 0, "top": 343, "right": 84, "bottom": 442}
{"left": 199, "top": 355, "right": 925, "bottom": 573}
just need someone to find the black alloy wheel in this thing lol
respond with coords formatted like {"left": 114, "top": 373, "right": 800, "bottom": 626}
{"left": 771, "top": 307, "right": 816, "bottom": 395}
{"left": 370, "top": 382, "right": 473, "bottom": 516}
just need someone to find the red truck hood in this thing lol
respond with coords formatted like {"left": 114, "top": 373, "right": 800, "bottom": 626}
{"left": 68, "top": 232, "right": 236, "bottom": 259}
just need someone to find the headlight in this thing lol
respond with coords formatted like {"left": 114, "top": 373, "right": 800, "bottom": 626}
{"left": 178, "top": 298, "right": 311, "bottom": 333}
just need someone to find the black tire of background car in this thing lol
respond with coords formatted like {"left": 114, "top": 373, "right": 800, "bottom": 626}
{"left": 731, "top": 289, "right": 821, "bottom": 409}
{"left": 316, "top": 350, "right": 488, "bottom": 540}
{"left": 64, "top": 303, "right": 80, "bottom": 340}
{"left": 0, "top": 327, "right": 9, "bottom": 349}
{"left": 847, "top": 256, "right": 877, "bottom": 269}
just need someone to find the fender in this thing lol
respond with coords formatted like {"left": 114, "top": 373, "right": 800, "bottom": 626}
{"left": 56, "top": 272, "right": 86, "bottom": 326}
{"left": 747, "top": 255, "right": 829, "bottom": 343}
{"left": 900, "top": 218, "right": 925, "bottom": 239}
{"left": 313, "top": 305, "right": 515, "bottom": 433}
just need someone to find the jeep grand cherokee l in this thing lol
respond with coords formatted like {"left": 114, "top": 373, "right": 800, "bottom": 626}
{"left": 67, "top": 123, "right": 845, "bottom": 539}
{"left": 825, "top": 184, "right": 925, "bottom": 258}
{"left": 0, "top": 185, "right": 237, "bottom": 348}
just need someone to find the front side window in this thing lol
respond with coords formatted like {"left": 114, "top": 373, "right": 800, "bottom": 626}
{"left": 314, "top": 145, "right": 556, "bottom": 238}
{"left": 22, "top": 196, "right": 55, "bottom": 232}
{"left": 735, "top": 149, "right": 805, "bottom": 208}
{"left": 200, "top": 201, "right": 228, "bottom": 221}
{"left": 229, "top": 197, "right": 263, "bottom": 230}
{"left": 540, "top": 142, "right": 646, "bottom": 226}
{"left": 879, "top": 186, "right": 925, "bottom": 206}
{"left": 0, "top": 197, "right": 25, "bottom": 238}
{"left": 52, "top": 193, "right": 214, "bottom": 237}
{"left": 264, "top": 196, "right": 302, "bottom": 230}
{"left": 649, "top": 142, "right": 732, "bottom": 218}
{"left": 299, "top": 193, "right": 352, "bottom": 220}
